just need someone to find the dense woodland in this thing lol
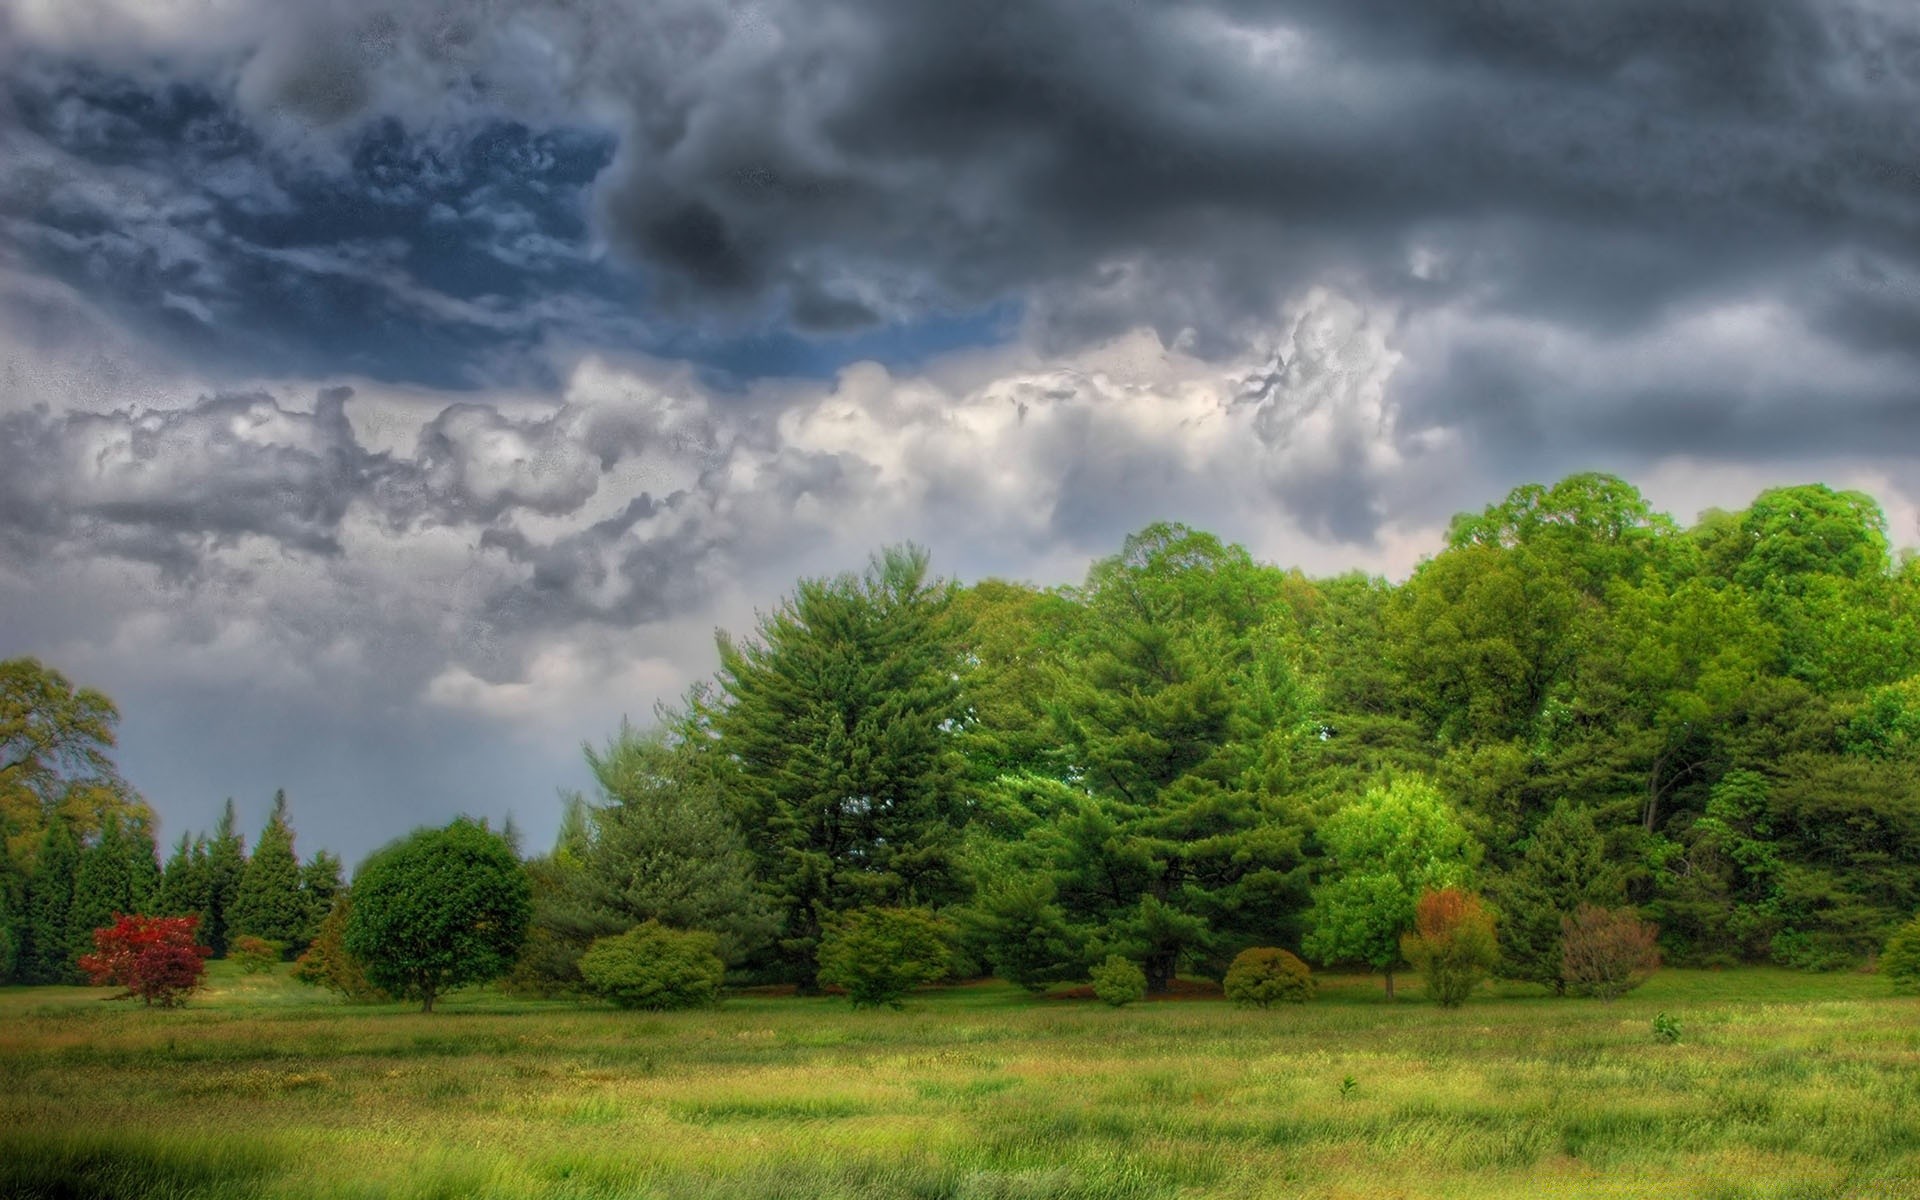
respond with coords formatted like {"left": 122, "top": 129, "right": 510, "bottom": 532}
{"left": 5, "top": 474, "right": 1918, "bottom": 998}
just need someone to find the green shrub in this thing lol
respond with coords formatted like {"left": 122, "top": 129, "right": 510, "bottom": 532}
{"left": 230, "top": 936, "right": 282, "bottom": 974}
{"left": 1223, "top": 946, "right": 1315, "bottom": 1007}
{"left": 816, "top": 907, "right": 956, "bottom": 1009}
{"left": 1885, "top": 913, "right": 1920, "bottom": 995}
{"left": 1090, "top": 955, "right": 1146, "bottom": 1007}
{"left": 578, "top": 922, "right": 726, "bottom": 1011}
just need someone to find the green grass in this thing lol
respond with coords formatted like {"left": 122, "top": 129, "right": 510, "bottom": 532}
{"left": 5, "top": 963, "right": 1919, "bottom": 1198}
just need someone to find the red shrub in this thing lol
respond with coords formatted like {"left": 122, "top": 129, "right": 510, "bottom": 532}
{"left": 79, "top": 914, "right": 212, "bottom": 1007}
{"left": 1559, "top": 904, "right": 1660, "bottom": 1001}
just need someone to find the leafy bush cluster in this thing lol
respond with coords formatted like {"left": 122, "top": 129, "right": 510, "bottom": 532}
{"left": 1401, "top": 889, "right": 1499, "bottom": 1007}
{"left": 1883, "top": 914, "right": 1920, "bottom": 994}
{"left": 1560, "top": 905, "right": 1661, "bottom": 1000}
{"left": 231, "top": 935, "right": 281, "bottom": 974}
{"left": 1091, "top": 955, "right": 1147, "bottom": 1007}
{"left": 817, "top": 907, "right": 957, "bottom": 1009}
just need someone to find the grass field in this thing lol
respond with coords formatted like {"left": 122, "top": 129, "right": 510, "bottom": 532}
{"left": 5, "top": 964, "right": 1919, "bottom": 1199}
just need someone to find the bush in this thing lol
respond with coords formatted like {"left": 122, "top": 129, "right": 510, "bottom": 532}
{"left": 78, "top": 914, "right": 211, "bottom": 1007}
{"left": 1090, "top": 955, "right": 1146, "bottom": 1007}
{"left": 816, "top": 907, "right": 956, "bottom": 1009}
{"left": 578, "top": 922, "right": 726, "bottom": 1010}
{"left": 1560, "top": 904, "right": 1660, "bottom": 1000}
{"left": 1400, "top": 889, "right": 1500, "bottom": 1008}
{"left": 1223, "top": 947, "right": 1315, "bottom": 1007}
{"left": 291, "top": 892, "right": 388, "bottom": 1002}
{"left": 230, "top": 936, "right": 282, "bottom": 974}
{"left": 1884, "top": 913, "right": 1920, "bottom": 995}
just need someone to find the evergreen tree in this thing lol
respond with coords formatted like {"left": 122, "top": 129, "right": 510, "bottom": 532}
{"left": 204, "top": 799, "right": 247, "bottom": 957}
{"left": 23, "top": 816, "right": 80, "bottom": 983}
{"left": 0, "top": 832, "right": 23, "bottom": 983}
{"left": 70, "top": 811, "right": 156, "bottom": 964}
{"left": 712, "top": 545, "right": 972, "bottom": 989}
{"left": 230, "top": 791, "right": 305, "bottom": 951}
{"left": 158, "top": 834, "right": 214, "bottom": 933}
{"left": 297, "top": 850, "right": 344, "bottom": 952}
{"left": 1486, "top": 800, "right": 1627, "bottom": 992}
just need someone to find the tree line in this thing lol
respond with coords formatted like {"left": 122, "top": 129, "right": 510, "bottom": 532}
{"left": 514, "top": 474, "right": 1920, "bottom": 1000}
{"left": 0, "top": 666, "right": 342, "bottom": 984}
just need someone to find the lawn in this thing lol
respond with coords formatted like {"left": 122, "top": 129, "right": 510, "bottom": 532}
{"left": 4, "top": 964, "right": 1918, "bottom": 1199}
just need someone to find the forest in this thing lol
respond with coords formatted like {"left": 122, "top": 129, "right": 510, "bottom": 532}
{"left": 4, "top": 473, "right": 1919, "bottom": 1003}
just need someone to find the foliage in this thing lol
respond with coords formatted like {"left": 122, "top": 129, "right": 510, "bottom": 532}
{"left": 1400, "top": 889, "right": 1499, "bottom": 1007}
{"left": 0, "top": 658, "right": 120, "bottom": 805}
{"left": 21, "top": 815, "right": 81, "bottom": 984}
{"left": 68, "top": 811, "right": 160, "bottom": 967}
{"left": 1884, "top": 914, "right": 1920, "bottom": 995}
{"left": 577, "top": 922, "right": 726, "bottom": 1011}
{"left": 1222, "top": 946, "right": 1314, "bottom": 1007}
{"left": 229, "top": 792, "right": 306, "bottom": 953}
{"left": 1488, "top": 801, "right": 1626, "bottom": 991}
{"left": 1089, "top": 954, "right": 1146, "bottom": 1007}
{"left": 1561, "top": 905, "right": 1661, "bottom": 1000}
{"left": 291, "top": 891, "right": 387, "bottom": 1002}
{"left": 712, "top": 546, "right": 971, "bottom": 989}
{"left": 815, "top": 906, "right": 957, "bottom": 1009}
{"left": 966, "top": 874, "right": 1085, "bottom": 992}
{"left": 77, "top": 913, "right": 210, "bottom": 1006}
{"left": 1652, "top": 1012, "right": 1682, "bottom": 1044}
{"left": 1304, "top": 776, "right": 1479, "bottom": 998}
{"left": 344, "top": 819, "right": 531, "bottom": 1013}
{"left": 231, "top": 935, "right": 281, "bottom": 974}
{"left": 203, "top": 800, "right": 247, "bottom": 958}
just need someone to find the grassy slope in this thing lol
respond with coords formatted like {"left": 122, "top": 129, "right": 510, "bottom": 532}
{"left": 4, "top": 964, "right": 1918, "bottom": 1199}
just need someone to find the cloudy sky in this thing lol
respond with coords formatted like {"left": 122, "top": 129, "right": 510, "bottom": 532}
{"left": 3, "top": 0, "right": 1918, "bottom": 864}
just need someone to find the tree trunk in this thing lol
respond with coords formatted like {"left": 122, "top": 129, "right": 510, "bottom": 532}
{"left": 421, "top": 985, "right": 436, "bottom": 1014}
{"left": 1144, "top": 951, "right": 1176, "bottom": 995}
{"left": 1384, "top": 968, "right": 1396, "bottom": 1001}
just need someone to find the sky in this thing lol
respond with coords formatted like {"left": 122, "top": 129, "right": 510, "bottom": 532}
{"left": 3, "top": 0, "right": 1918, "bottom": 866}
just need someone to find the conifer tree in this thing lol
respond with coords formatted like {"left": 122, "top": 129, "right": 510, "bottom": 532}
{"left": 297, "top": 850, "right": 344, "bottom": 952}
{"left": 204, "top": 799, "right": 246, "bottom": 957}
{"left": 1487, "top": 800, "right": 1627, "bottom": 992}
{"left": 158, "top": 834, "right": 214, "bottom": 934}
{"left": 0, "top": 837, "right": 23, "bottom": 983}
{"left": 230, "top": 791, "right": 304, "bottom": 951}
{"left": 70, "top": 811, "right": 156, "bottom": 964}
{"left": 23, "top": 816, "right": 80, "bottom": 983}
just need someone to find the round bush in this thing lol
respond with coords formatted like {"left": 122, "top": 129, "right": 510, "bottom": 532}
{"left": 1090, "top": 955, "right": 1146, "bottom": 1007}
{"left": 1885, "top": 913, "right": 1920, "bottom": 995}
{"left": 1223, "top": 947, "right": 1315, "bottom": 1007}
{"left": 579, "top": 922, "right": 726, "bottom": 1011}
{"left": 816, "top": 907, "right": 956, "bottom": 1009}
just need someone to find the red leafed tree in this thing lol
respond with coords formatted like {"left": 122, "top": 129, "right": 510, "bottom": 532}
{"left": 79, "top": 914, "right": 212, "bottom": 1007}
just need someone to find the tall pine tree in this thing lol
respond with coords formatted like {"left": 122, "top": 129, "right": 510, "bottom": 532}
{"left": 204, "top": 800, "right": 246, "bottom": 957}
{"left": 23, "top": 815, "right": 80, "bottom": 984}
{"left": 69, "top": 810, "right": 158, "bottom": 964}
{"left": 158, "top": 834, "right": 214, "bottom": 935}
{"left": 229, "top": 791, "right": 305, "bottom": 952}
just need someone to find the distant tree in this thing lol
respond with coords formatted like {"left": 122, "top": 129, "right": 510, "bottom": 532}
{"left": 0, "top": 842, "right": 22, "bottom": 983}
{"left": 578, "top": 922, "right": 726, "bottom": 1011}
{"left": 69, "top": 812, "right": 159, "bottom": 969}
{"left": 0, "top": 658, "right": 120, "bottom": 801}
{"left": 204, "top": 800, "right": 246, "bottom": 958}
{"left": 229, "top": 792, "right": 305, "bottom": 953}
{"left": 1884, "top": 914, "right": 1920, "bottom": 995}
{"left": 231, "top": 935, "right": 280, "bottom": 974}
{"left": 1304, "top": 776, "right": 1478, "bottom": 999}
{"left": 297, "top": 850, "right": 344, "bottom": 953}
{"left": 344, "top": 819, "right": 531, "bottom": 1013}
{"left": 292, "top": 891, "right": 386, "bottom": 1002}
{"left": 968, "top": 875, "right": 1085, "bottom": 993}
{"left": 1489, "top": 801, "right": 1627, "bottom": 992}
{"left": 1560, "top": 905, "right": 1661, "bottom": 1000}
{"left": 157, "top": 834, "right": 214, "bottom": 936}
{"left": 1400, "top": 888, "right": 1500, "bottom": 1007}
{"left": 78, "top": 913, "right": 210, "bottom": 1007}
{"left": 21, "top": 816, "right": 80, "bottom": 983}
{"left": 1223, "top": 947, "right": 1315, "bottom": 1008}
{"left": 815, "top": 907, "right": 956, "bottom": 1009}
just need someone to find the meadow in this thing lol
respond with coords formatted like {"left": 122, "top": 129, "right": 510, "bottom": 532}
{"left": 4, "top": 966, "right": 1919, "bottom": 1200}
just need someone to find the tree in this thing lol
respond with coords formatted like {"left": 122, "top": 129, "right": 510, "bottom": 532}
{"left": 1400, "top": 888, "right": 1500, "bottom": 1007}
{"left": 229, "top": 792, "right": 306, "bottom": 953}
{"left": 69, "top": 811, "right": 159, "bottom": 966}
{"left": 712, "top": 546, "right": 972, "bottom": 989}
{"left": 291, "top": 891, "right": 386, "bottom": 1002}
{"left": 1884, "top": 913, "right": 1920, "bottom": 995}
{"left": 157, "top": 834, "right": 213, "bottom": 935}
{"left": 578, "top": 922, "right": 726, "bottom": 1011}
{"left": 1560, "top": 905, "right": 1661, "bottom": 1000}
{"left": 0, "top": 658, "right": 120, "bottom": 801}
{"left": 815, "top": 907, "right": 956, "bottom": 1009}
{"left": 1304, "top": 776, "right": 1479, "bottom": 999}
{"left": 78, "top": 913, "right": 210, "bottom": 1007}
{"left": 1090, "top": 954, "right": 1146, "bottom": 1007}
{"left": 203, "top": 800, "right": 246, "bottom": 958}
{"left": 1488, "top": 801, "right": 1627, "bottom": 991}
{"left": 298, "top": 851, "right": 344, "bottom": 952}
{"left": 344, "top": 819, "right": 531, "bottom": 1013}
{"left": 21, "top": 816, "right": 80, "bottom": 984}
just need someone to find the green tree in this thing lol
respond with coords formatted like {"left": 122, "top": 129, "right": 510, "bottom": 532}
{"left": 297, "top": 851, "right": 344, "bottom": 953}
{"left": 578, "top": 922, "right": 726, "bottom": 1010}
{"left": 1304, "top": 776, "right": 1478, "bottom": 999}
{"left": 1, "top": 658, "right": 120, "bottom": 804}
{"left": 1884, "top": 913, "right": 1920, "bottom": 994}
{"left": 1488, "top": 801, "right": 1628, "bottom": 991}
{"left": 22, "top": 815, "right": 81, "bottom": 983}
{"left": 229, "top": 792, "right": 306, "bottom": 952}
{"left": 816, "top": 906, "right": 956, "bottom": 1009}
{"left": 203, "top": 800, "right": 246, "bottom": 958}
{"left": 68, "top": 811, "right": 158, "bottom": 965}
{"left": 712, "top": 545, "right": 971, "bottom": 989}
{"left": 344, "top": 818, "right": 531, "bottom": 1012}
{"left": 157, "top": 834, "right": 213, "bottom": 934}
